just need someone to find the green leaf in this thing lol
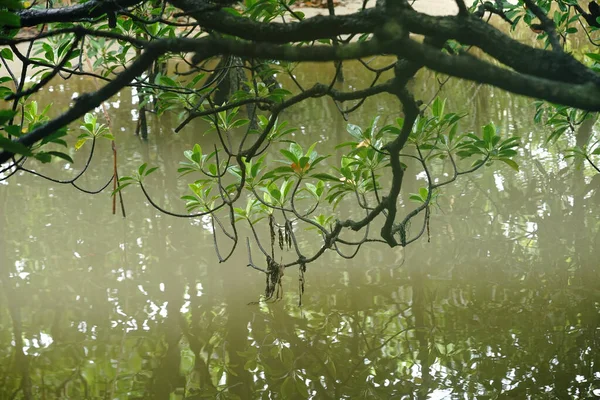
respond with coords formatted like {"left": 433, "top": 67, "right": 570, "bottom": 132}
{"left": 325, "top": 358, "right": 337, "bottom": 379}
{"left": 269, "top": 187, "right": 281, "bottom": 201}
{"left": 309, "top": 155, "right": 329, "bottom": 170}
{"left": 482, "top": 123, "right": 495, "bottom": 144}
{"left": 498, "top": 136, "right": 521, "bottom": 149}
{"left": 0, "top": 135, "right": 32, "bottom": 156}
{"left": 46, "top": 151, "right": 74, "bottom": 163}
{"left": 261, "top": 166, "right": 293, "bottom": 181}
{"left": 84, "top": 113, "right": 95, "bottom": 125}
{"left": 4, "top": 125, "right": 21, "bottom": 137}
{"left": 280, "top": 347, "right": 294, "bottom": 369}
{"left": 243, "top": 358, "right": 257, "bottom": 371}
{"left": 380, "top": 124, "right": 401, "bottom": 136}
{"left": 281, "top": 376, "right": 295, "bottom": 398}
{"left": 432, "top": 97, "right": 445, "bottom": 118}
{"left": 346, "top": 123, "right": 363, "bottom": 140}
{"left": 310, "top": 173, "right": 339, "bottom": 182}
{"left": 0, "top": 0, "right": 24, "bottom": 9}
{"left": 280, "top": 149, "right": 298, "bottom": 164}
{"left": 409, "top": 194, "right": 424, "bottom": 203}
{"left": 335, "top": 141, "right": 358, "bottom": 149}
{"left": 34, "top": 152, "right": 52, "bottom": 163}
{"left": 250, "top": 158, "right": 263, "bottom": 178}
{"left": 471, "top": 159, "right": 485, "bottom": 169}
{"left": 586, "top": 52, "right": 600, "bottom": 62}
{"left": 40, "top": 128, "right": 68, "bottom": 146}
{"left": 208, "top": 163, "right": 217, "bottom": 176}
{"left": 0, "top": 48, "right": 13, "bottom": 61}
{"left": 75, "top": 137, "right": 89, "bottom": 150}
{"left": 298, "top": 156, "right": 310, "bottom": 169}
{"left": 295, "top": 376, "right": 309, "bottom": 398}
{"left": 191, "top": 143, "right": 202, "bottom": 161}
{"left": 498, "top": 149, "right": 518, "bottom": 157}
{"left": 499, "top": 158, "right": 519, "bottom": 171}
{"left": 263, "top": 191, "right": 272, "bottom": 204}
{"left": 230, "top": 118, "right": 249, "bottom": 129}
{"left": 145, "top": 166, "right": 159, "bottom": 176}
{"left": 157, "top": 74, "right": 178, "bottom": 87}
{"left": 138, "top": 163, "right": 148, "bottom": 176}
{"left": 289, "top": 142, "right": 303, "bottom": 159}
{"left": 0, "top": 109, "right": 17, "bottom": 125}
{"left": 111, "top": 182, "right": 132, "bottom": 196}
{"left": 281, "top": 178, "right": 293, "bottom": 200}
{"left": 546, "top": 126, "right": 569, "bottom": 144}
{"left": 0, "top": 11, "right": 20, "bottom": 27}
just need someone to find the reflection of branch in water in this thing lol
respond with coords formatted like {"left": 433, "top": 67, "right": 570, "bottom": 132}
{"left": 464, "top": 175, "right": 503, "bottom": 215}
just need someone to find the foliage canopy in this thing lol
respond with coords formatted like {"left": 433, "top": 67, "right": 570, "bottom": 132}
{"left": 1, "top": 0, "right": 600, "bottom": 294}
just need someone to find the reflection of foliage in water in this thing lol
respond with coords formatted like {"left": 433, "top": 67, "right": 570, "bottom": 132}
{"left": 0, "top": 236, "right": 598, "bottom": 399}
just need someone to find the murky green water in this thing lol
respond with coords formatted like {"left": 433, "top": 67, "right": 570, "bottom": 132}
{"left": 1, "top": 55, "right": 600, "bottom": 399}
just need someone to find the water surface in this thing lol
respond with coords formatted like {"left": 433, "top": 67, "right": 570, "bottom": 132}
{"left": 1, "top": 55, "right": 599, "bottom": 399}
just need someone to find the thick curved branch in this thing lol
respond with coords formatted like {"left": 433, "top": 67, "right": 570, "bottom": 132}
{"left": 189, "top": 36, "right": 385, "bottom": 65}
{"left": 397, "top": 37, "right": 600, "bottom": 111}
{"left": 397, "top": 10, "right": 599, "bottom": 85}
{"left": 169, "top": 0, "right": 382, "bottom": 43}
{"left": 3, "top": 29, "right": 600, "bottom": 164}
{"left": 0, "top": 27, "right": 146, "bottom": 47}
{"left": 171, "top": 3, "right": 597, "bottom": 87}
{"left": 380, "top": 85, "right": 419, "bottom": 247}
{"left": 16, "top": 0, "right": 145, "bottom": 26}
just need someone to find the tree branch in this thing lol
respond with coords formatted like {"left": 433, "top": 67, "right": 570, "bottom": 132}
{"left": 522, "top": 0, "right": 563, "bottom": 51}
{"left": 168, "top": 0, "right": 382, "bottom": 43}
{"left": 16, "top": 0, "right": 145, "bottom": 26}
{"left": 396, "top": 37, "right": 600, "bottom": 111}
{"left": 3, "top": 26, "right": 600, "bottom": 165}
{"left": 397, "top": 9, "right": 599, "bottom": 85}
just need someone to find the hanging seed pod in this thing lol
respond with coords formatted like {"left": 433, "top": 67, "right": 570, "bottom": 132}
{"left": 278, "top": 227, "right": 284, "bottom": 251}
{"left": 298, "top": 261, "right": 306, "bottom": 306}
{"left": 265, "top": 256, "right": 273, "bottom": 298}
{"left": 285, "top": 222, "right": 292, "bottom": 250}
{"left": 269, "top": 214, "right": 276, "bottom": 257}
{"left": 265, "top": 256, "right": 278, "bottom": 299}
